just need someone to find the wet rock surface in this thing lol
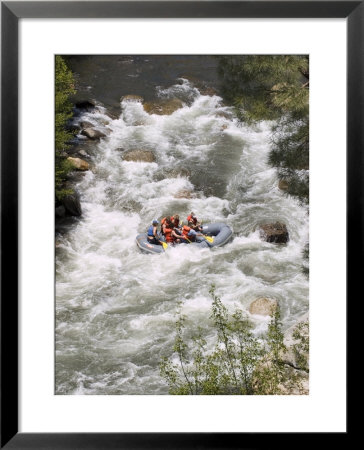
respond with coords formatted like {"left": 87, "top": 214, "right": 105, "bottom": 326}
{"left": 81, "top": 128, "right": 106, "bottom": 140}
{"left": 61, "top": 191, "right": 82, "bottom": 217}
{"left": 67, "top": 157, "right": 90, "bottom": 171}
{"left": 259, "top": 222, "right": 289, "bottom": 244}
{"left": 122, "top": 150, "right": 156, "bottom": 163}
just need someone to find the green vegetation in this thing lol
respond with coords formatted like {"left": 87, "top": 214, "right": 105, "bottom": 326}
{"left": 55, "top": 55, "right": 76, "bottom": 201}
{"left": 160, "top": 286, "right": 308, "bottom": 395}
{"left": 292, "top": 320, "right": 309, "bottom": 372}
{"left": 217, "top": 55, "right": 309, "bottom": 203}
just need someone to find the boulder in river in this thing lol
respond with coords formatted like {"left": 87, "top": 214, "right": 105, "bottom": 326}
{"left": 278, "top": 179, "right": 289, "bottom": 191}
{"left": 123, "top": 150, "right": 156, "bottom": 163}
{"left": 144, "top": 98, "right": 184, "bottom": 115}
{"left": 121, "top": 94, "right": 144, "bottom": 103}
{"left": 199, "top": 86, "right": 218, "bottom": 96}
{"left": 75, "top": 100, "right": 96, "bottom": 111}
{"left": 80, "top": 121, "right": 94, "bottom": 130}
{"left": 81, "top": 128, "right": 106, "bottom": 140}
{"left": 249, "top": 297, "right": 278, "bottom": 316}
{"left": 55, "top": 205, "right": 66, "bottom": 218}
{"left": 259, "top": 222, "right": 289, "bottom": 244}
{"left": 61, "top": 191, "right": 82, "bottom": 217}
{"left": 165, "top": 167, "right": 191, "bottom": 178}
{"left": 174, "top": 189, "right": 195, "bottom": 199}
{"left": 67, "top": 157, "right": 90, "bottom": 171}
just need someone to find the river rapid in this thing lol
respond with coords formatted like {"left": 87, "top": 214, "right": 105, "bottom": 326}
{"left": 55, "top": 56, "right": 309, "bottom": 394}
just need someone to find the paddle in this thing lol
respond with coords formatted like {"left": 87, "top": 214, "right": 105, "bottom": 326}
{"left": 196, "top": 222, "right": 213, "bottom": 243}
{"left": 197, "top": 233, "right": 214, "bottom": 243}
{"left": 160, "top": 241, "right": 168, "bottom": 250}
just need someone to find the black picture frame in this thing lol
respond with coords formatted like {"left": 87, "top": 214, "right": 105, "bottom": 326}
{"left": 1, "top": 1, "right": 355, "bottom": 448}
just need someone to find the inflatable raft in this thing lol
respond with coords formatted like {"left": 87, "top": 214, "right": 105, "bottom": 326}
{"left": 135, "top": 222, "right": 233, "bottom": 254}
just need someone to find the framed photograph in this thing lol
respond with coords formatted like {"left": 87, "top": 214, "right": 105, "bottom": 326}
{"left": 1, "top": 1, "right": 354, "bottom": 447}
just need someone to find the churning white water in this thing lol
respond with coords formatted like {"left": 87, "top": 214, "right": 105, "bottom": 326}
{"left": 56, "top": 79, "right": 308, "bottom": 394}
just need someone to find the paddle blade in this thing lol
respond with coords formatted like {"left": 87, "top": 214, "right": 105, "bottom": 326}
{"left": 162, "top": 242, "right": 168, "bottom": 250}
{"left": 204, "top": 235, "right": 214, "bottom": 243}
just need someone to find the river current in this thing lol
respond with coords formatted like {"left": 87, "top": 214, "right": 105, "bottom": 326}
{"left": 55, "top": 57, "right": 309, "bottom": 394}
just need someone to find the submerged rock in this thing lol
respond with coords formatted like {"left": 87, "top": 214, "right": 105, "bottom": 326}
{"left": 123, "top": 150, "right": 156, "bottom": 163}
{"left": 174, "top": 189, "right": 194, "bottom": 199}
{"left": 144, "top": 98, "right": 184, "bottom": 115}
{"left": 121, "top": 94, "right": 144, "bottom": 103}
{"left": 259, "top": 222, "right": 289, "bottom": 244}
{"left": 81, "top": 128, "right": 106, "bottom": 140}
{"left": 165, "top": 167, "right": 191, "bottom": 178}
{"left": 67, "top": 157, "right": 90, "bottom": 171}
{"left": 249, "top": 297, "right": 278, "bottom": 316}
{"left": 199, "top": 86, "right": 218, "bottom": 96}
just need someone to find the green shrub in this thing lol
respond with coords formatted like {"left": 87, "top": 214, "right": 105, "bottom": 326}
{"left": 160, "top": 286, "right": 307, "bottom": 395}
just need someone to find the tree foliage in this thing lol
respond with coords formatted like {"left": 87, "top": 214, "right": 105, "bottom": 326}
{"left": 218, "top": 55, "right": 309, "bottom": 203}
{"left": 55, "top": 55, "right": 76, "bottom": 201}
{"left": 160, "top": 286, "right": 308, "bottom": 395}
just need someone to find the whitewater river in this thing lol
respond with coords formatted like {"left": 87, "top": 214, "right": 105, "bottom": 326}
{"left": 55, "top": 56, "right": 309, "bottom": 394}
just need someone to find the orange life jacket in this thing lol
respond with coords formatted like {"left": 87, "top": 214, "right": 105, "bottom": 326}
{"left": 164, "top": 227, "right": 174, "bottom": 242}
{"left": 182, "top": 225, "right": 191, "bottom": 237}
{"left": 187, "top": 215, "right": 197, "bottom": 225}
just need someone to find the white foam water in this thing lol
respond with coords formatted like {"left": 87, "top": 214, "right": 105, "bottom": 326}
{"left": 56, "top": 80, "right": 309, "bottom": 394}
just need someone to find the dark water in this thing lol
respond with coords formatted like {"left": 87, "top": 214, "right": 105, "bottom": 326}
{"left": 67, "top": 55, "right": 220, "bottom": 115}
